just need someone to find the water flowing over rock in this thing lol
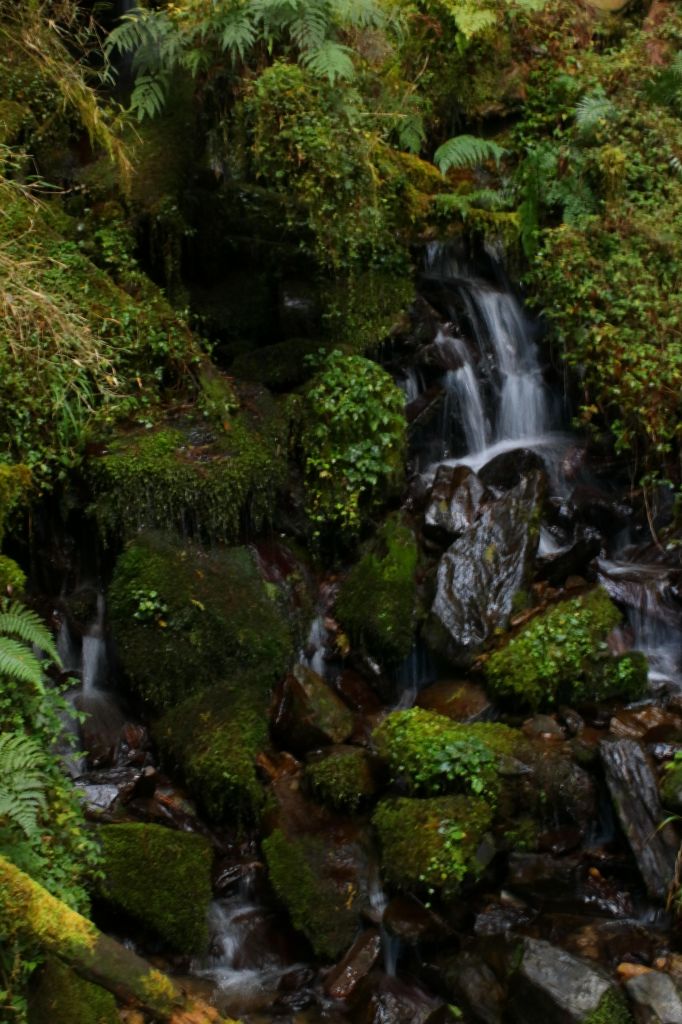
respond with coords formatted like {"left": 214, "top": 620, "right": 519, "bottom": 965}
{"left": 600, "top": 739, "right": 678, "bottom": 900}
{"left": 426, "top": 471, "right": 544, "bottom": 666}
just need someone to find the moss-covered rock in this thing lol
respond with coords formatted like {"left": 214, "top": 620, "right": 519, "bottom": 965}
{"left": 108, "top": 531, "right": 294, "bottom": 709}
{"left": 373, "top": 795, "right": 493, "bottom": 897}
{"left": 27, "top": 958, "right": 118, "bottom": 1024}
{"left": 305, "top": 746, "right": 376, "bottom": 813}
{"left": 0, "top": 554, "right": 26, "bottom": 595}
{"left": 484, "top": 589, "right": 648, "bottom": 710}
{"left": 89, "top": 377, "right": 287, "bottom": 543}
{"left": 263, "top": 827, "right": 368, "bottom": 960}
{"left": 336, "top": 514, "right": 418, "bottom": 666}
{"left": 660, "top": 757, "right": 682, "bottom": 813}
{"left": 373, "top": 706, "right": 522, "bottom": 801}
{"left": 320, "top": 272, "right": 415, "bottom": 353}
{"left": 231, "top": 337, "right": 337, "bottom": 391}
{"left": 155, "top": 680, "right": 268, "bottom": 822}
{"left": 97, "top": 822, "right": 212, "bottom": 954}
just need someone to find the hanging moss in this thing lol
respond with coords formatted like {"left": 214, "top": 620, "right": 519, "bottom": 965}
{"left": 97, "top": 823, "right": 212, "bottom": 955}
{"left": 484, "top": 589, "right": 648, "bottom": 710}
{"left": 155, "top": 680, "right": 269, "bottom": 822}
{"left": 373, "top": 795, "right": 493, "bottom": 898}
{"left": 336, "top": 514, "right": 418, "bottom": 666}
{"left": 89, "top": 378, "right": 287, "bottom": 544}
{"left": 28, "top": 958, "right": 118, "bottom": 1024}
{"left": 262, "top": 828, "right": 363, "bottom": 960}
{"left": 108, "top": 531, "right": 294, "bottom": 710}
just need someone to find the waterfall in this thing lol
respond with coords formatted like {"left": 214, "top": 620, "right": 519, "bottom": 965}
{"left": 436, "top": 329, "right": 489, "bottom": 457}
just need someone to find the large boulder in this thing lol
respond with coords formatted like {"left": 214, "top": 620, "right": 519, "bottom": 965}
{"left": 109, "top": 531, "right": 294, "bottom": 710}
{"left": 423, "top": 464, "right": 489, "bottom": 547}
{"left": 96, "top": 822, "right": 212, "bottom": 954}
{"left": 425, "top": 472, "right": 545, "bottom": 667}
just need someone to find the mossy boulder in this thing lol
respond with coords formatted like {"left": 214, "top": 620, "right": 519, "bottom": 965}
{"left": 484, "top": 588, "right": 648, "bottom": 710}
{"left": 89, "top": 377, "right": 287, "bottom": 543}
{"left": 336, "top": 514, "right": 418, "bottom": 667}
{"left": 320, "top": 272, "right": 415, "bottom": 354}
{"left": 263, "top": 826, "right": 370, "bottom": 961}
{"left": 27, "top": 958, "right": 118, "bottom": 1024}
{"left": 97, "top": 822, "right": 212, "bottom": 954}
{"left": 109, "top": 531, "right": 294, "bottom": 709}
{"left": 155, "top": 679, "right": 269, "bottom": 822}
{"left": 373, "top": 707, "right": 522, "bottom": 801}
{"left": 373, "top": 795, "right": 494, "bottom": 897}
{"left": 305, "top": 746, "right": 377, "bottom": 813}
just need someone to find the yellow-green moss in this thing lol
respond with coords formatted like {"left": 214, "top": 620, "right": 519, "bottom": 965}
{"left": 28, "top": 958, "right": 117, "bottom": 1024}
{"left": 336, "top": 514, "right": 418, "bottom": 666}
{"left": 262, "top": 828, "right": 363, "bottom": 960}
{"left": 485, "top": 589, "right": 648, "bottom": 710}
{"left": 373, "top": 795, "right": 493, "bottom": 897}
{"left": 108, "top": 531, "right": 294, "bottom": 709}
{"left": 584, "top": 989, "right": 633, "bottom": 1024}
{"left": 0, "top": 464, "right": 31, "bottom": 544}
{"left": 305, "top": 748, "right": 375, "bottom": 813}
{"left": 155, "top": 681, "right": 269, "bottom": 822}
{"left": 320, "top": 272, "right": 415, "bottom": 353}
{"left": 97, "top": 823, "right": 212, "bottom": 954}
{"left": 0, "top": 554, "right": 26, "bottom": 594}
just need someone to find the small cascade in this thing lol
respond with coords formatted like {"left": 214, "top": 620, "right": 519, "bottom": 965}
{"left": 368, "top": 869, "right": 400, "bottom": 977}
{"left": 300, "top": 580, "right": 338, "bottom": 679}
{"left": 393, "top": 643, "right": 435, "bottom": 710}
{"left": 437, "top": 329, "right": 489, "bottom": 457}
{"left": 400, "top": 367, "right": 424, "bottom": 404}
{"left": 82, "top": 592, "right": 107, "bottom": 694}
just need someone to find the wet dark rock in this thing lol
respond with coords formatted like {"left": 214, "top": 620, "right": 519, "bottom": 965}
{"left": 474, "top": 898, "right": 534, "bottom": 937}
{"left": 536, "top": 530, "right": 602, "bottom": 587}
{"left": 569, "top": 485, "right": 633, "bottom": 532}
{"left": 478, "top": 448, "right": 546, "bottom": 493}
{"left": 562, "top": 919, "right": 665, "bottom": 968}
{"left": 537, "top": 827, "right": 583, "bottom": 856}
{"left": 383, "top": 895, "right": 452, "bottom": 944}
{"left": 522, "top": 715, "right": 566, "bottom": 741}
{"left": 610, "top": 705, "right": 682, "bottom": 743}
{"left": 438, "top": 950, "right": 506, "bottom": 1024}
{"left": 600, "top": 739, "right": 679, "bottom": 900}
{"left": 507, "top": 936, "right": 624, "bottom": 1024}
{"left": 506, "top": 853, "right": 580, "bottom": 897}
{"left": 521, "top": 749, "right": 597, "bottom": 830}
{"left": 416, "top": 680, "right": 493, "bottom": 723}
{"left": 425, "top": 472, "right": 545, "bottom": 667}
{"left": 625, "top": 970, "right": 682, "bottom": 1023}
{"left": 558, "top": 707, "right": 585, "bottom": 737}
{"left": 278, "top": 278, "right": 321, "bottom": 337}
{"left": 74, "top": 766, "right": 156, "bottom": 816}
{"left": 325, "top": 929, "right": 382, "bottom": 1000}
{"left": 353, "top": 976, "right": 444, "bottom": 1024}
{"left": 423, "top": 465, "right": 489, "bottom": 546}
{"left": 271, "top": 663, "right": 354, "bottom": 754}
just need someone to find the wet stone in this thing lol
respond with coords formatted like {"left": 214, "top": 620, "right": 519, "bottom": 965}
{"left": 383, "top": 894, "right": 452, "bottom": 944}
{"left": 324, "top": 928, "right": 382, "bottom": 1000}
{"left": 271, "top": 663, "right": 354, "bottom": 754}
{"left": 610, "top": 705, "right": 682, "bottom": 743}
{"left": 423, "top": 464, "right": 489, "bottom": 546}
{"left": 625, "top": 970, "right": 682, "bottom": 1024}
{"left": 416, "top": 680, "right": 493, "bottom": 723}
{"left": 478, "top": 447, "right": 547, "bottom": 494}
{"left": 439, "top": 950, "right": 506, "bottom": 1024}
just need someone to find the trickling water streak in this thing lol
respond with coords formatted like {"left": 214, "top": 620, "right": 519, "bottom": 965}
{"left": 401, "top": 368, "right": 423, "bottom": 404}
{"left": 82, "top": 592, "right": 107, "bottom": 694}
{"left": 368, "top": 869, "right": 400, "bottom": 977}
{"left": 437, "top": 329, "right": 489, "bottom": 457}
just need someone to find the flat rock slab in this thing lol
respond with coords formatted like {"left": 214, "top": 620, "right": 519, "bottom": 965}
{"left": 625, "top": 970, "right": 682, "bottom": 1024}
{"left": 600, "top": 738, "right": 678, "bottom": 901}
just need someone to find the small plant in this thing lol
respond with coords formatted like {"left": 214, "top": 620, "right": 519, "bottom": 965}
{"left": 132, "top": 588, "right": 169, "bottom": 626}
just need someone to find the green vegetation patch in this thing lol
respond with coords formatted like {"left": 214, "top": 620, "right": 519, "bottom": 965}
{"left": 373, "top": 795, "right": 493, "bottom": 897}
{"left": 263, "top": 828, "right": 363, "bottom": 960}
{"left": 305, "top": 747, "right": 376, "bottom": 813}
{"left": 336, "top": 514, "right": 418, "bottom": 666}
{"left": 584, "top": 989, "right": 633, "bottom": 1024}
{"left": 373, "top": 707, "right": 522, "bottom": 800}
{"left": 155, "top": 681, "right": 268, "bottom": 823}
{"left": 485, "top": 589, "right": 647, "bottom": 710}
{"left": 89, "top": 377, "right": 287, "bottom": 543}
{"left": 27, "top": 958, "right": 117, "bottom": 1024}
{"left": 97, "top": 822, "right": 212, "bottom": 954}
{"left": 108, "top": 531, "right": 294, "bottom": 709}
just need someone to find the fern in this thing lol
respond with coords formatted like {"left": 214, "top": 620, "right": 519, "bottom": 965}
{"left": 0, "top": 602, "right": 58, "bottom": 662}
{"left": 129, "top": 73, "right": 170, "bottom": 121}
{"left": 575, "top": 92, "right": 616, "bottom": 136}
{"left": 302, "top": 40, "right": 355, "bottom": 82}
{"left": 434, "top": 135, "right": 507, "bottom": 174}
{"left": 0, "top": 732, "right": 47, "bottom": 839}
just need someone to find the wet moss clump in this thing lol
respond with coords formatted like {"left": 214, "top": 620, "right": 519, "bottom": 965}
{"left": 155, "top": 681, "right": 268, "bottom": 822}
{"left": 108, "top": 531, "right": 294, "bottom": 709}
{"left": 373, "top": 707, "right": 523, "bottom": 800}
{"left": 584, "top": 989, "right": 633, "bottom": 1024}
{"left": 336, "top": 514, "right": 418, "bottom": 666}
{"left": 89, "top": 379, "right": 287, "bottom": 544}
{"left": 305, "top": 747, "right": 376, "bottom": 813}
{"left": 485, "top": 589, "right": 647, "bottom": 710}
{"left": 263, "top": 828, "right": 363, "bottom": 960}
{"left": 373, "top": 795, "right": 493, "bottom": 897}
{"left": 27, "top": 959, "right": 118, "bottom": 1024}
{"left": 97, "top": 823, "right": 212, "bottom": 954}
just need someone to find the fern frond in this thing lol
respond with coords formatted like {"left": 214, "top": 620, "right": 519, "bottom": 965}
{"left": 217, "top": 8, "right": 258, "bottom": 59}
{"left": 434, "top": 135, "right": 506, "bottom": 174}
{"left": 0, "top": 603, "right": 59, "bottom": 662}
{"left": 453, "top": 8, "right": 497, "bottom": 39}
{"left": 0, "top": 732, "right": 48, "bottom": 838}
{"left": 0, "top": 637, "right": 46, "bottom": 688}
{"left": 575, "top": 92, "right": 616, "bottom": 135}
{"left": 302, "top": 40, "right": 355, "bottom": 82}
{"left": 129, "top": 74, "right": 170, "bottom": 121}
{"left": 329, "top": 0, "right": 387, "bottom": 30}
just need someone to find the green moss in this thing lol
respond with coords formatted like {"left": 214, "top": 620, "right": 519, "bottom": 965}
{"left": 584, "top": 989, "right": 633, "bottom": 1024}
{"left": 155, "top": 680, "right": 268, "bottom": 822}
{"left": 0, "top": 555, "right": 26, "bottom": 595}
{"left": 263, "top": 828, "right": 362, "bottom": 960}
{"left": 27, "top": 958, "right": 117, "bottom": 1024}
{"left": 109, "top": 531, "right": 294, "bottom": 709}
{"left": 485, "top": 589, "right": 647, "bottom": 710}
{"left": 373, "top": 707, "right": 522, "bottom": 800}
{"left": 320, "top": 273, "right": 415, "bottom": 353}
{"left": 373, "top": 795, "right": 493, "bottom": 897}
{"left": 89, "top": 378, "right": 287, "bottom": 543}
{"left": 660, "top": 757, "right": 682, "bottom": 812}
{"left": 336, "top": 514, "right": 418, "bottom": 666}
{"left": 305, "top": 748, "right": 375, "bottom": 813}
{"left": 231, "top": 337, "right": 338, "bottom": 391}
{"left": 0, "top": 464, "right": 31, "bottom": 544}
{"left": 97, "top": 823, "right": 212, "bottom": 954}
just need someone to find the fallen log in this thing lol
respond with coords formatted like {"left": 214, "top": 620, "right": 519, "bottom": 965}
{"left": 0, "top": 855, "right": 232, "bottom": 1023}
